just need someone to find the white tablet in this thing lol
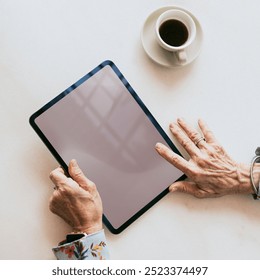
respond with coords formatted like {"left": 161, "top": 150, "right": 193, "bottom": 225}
{"left": 30, "top": 61, "right": 185, "bottom": 234}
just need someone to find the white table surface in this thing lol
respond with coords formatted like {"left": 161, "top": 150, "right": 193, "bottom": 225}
{"left": 1, "top": 0, "right": 260, "bottom": 260}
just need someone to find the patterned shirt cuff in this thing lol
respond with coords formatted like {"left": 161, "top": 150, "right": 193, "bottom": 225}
{"left": 52, "top": 229, "right": 109, "bottom": 260}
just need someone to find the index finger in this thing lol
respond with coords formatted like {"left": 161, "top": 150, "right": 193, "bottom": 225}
{"left": 155, "top": 142, "right": 193, "bottom": 177}
{"left": 49, "top": 167, "right": 71, "bottom": 187}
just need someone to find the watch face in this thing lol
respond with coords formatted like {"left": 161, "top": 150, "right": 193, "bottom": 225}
{"left": 66, "top": 233, "right": 86, "bottom": 243}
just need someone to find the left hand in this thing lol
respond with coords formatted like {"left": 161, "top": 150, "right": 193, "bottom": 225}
{"left": 155, "top": 118, "right": 253, "bottom": 198}
{"left": 49, "top": 159, "right": 103, "bottom": 234}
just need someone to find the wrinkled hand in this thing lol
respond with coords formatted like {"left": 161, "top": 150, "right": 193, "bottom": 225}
{"left": 49, "top": 159, "right": 103, "bottom": 234}
{"left": 155, "top": 118, "right": 253, "bottom": 198}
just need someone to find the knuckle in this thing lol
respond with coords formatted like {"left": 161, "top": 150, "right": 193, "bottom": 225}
{"left": 189, "top": 168, "right": 201, "bottom": 181}
{"left": 73, "top": 169, "right": 83, "bottom": 179}
{"left": 181, "top": 139, "right": 190, "bottom": 149}
{"left": 67, "top": 177, "right": 75, "bottom": 185}
{"left": 88, "top": 181, "right": 97, "bottom": 191}
{"left": 169, "top": 153, "right": 178, "bottom": 163}
{"left": 180, "top": 185, "right": 189, "bottom": 193}
{"left": 195, "top": 191, "right": 206, "bottom": 199}
{"left": 190, "top": 131, "right": 199, "bottom": 141}
{"left": 196, "top": 156, "right": 208, "bottom": 168}
{"left": 205, "top": 148, "right": 215, "bottom": 157}
{"left": 85, "top": 192, "right": 93, "bottom": 200}
{"left": 213, "top": 143, "right": 224, "bottom": 153}
{"left": 58, "top": 185, "right": 70, "bottom": 195}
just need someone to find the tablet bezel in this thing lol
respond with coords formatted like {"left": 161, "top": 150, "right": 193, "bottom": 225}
{"left": 29, "top": 60, "right": 186, "bottom": 234}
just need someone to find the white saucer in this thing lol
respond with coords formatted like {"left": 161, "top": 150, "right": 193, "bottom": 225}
{"left": 141, "top": 6, "right": 203, "bottom": 68}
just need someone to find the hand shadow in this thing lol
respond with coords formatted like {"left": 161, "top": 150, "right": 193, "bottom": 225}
{"left": 168, "top": 191, "right": 260, "bottom": 222}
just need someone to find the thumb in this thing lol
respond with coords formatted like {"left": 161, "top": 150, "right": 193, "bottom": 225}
{"left": 169, "top": 181, "right": 204, "bottom": 198}
{"left": 68, "top": 159, "right": 94, "bottom": 190}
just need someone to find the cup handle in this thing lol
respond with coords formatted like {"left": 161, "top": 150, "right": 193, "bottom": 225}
{"left": 175, "top": 50, "right": 187, "bottom": 64}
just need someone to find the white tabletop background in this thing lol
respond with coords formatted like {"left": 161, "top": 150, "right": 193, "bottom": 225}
{"left": 1, "top": 0, "right": 260, "bottom": 259}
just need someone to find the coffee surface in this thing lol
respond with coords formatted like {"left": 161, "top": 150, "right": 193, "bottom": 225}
{"left": 159, "top": 19, "right": 189, "bottom": 47}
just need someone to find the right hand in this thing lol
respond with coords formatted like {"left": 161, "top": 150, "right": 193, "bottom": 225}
{"left": 49, "top": 159, "right": 103, "bottom": 234}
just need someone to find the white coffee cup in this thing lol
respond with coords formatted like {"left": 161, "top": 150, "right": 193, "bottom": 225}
{"left": 155, "top": 9, "right": 196, "bottom": 64}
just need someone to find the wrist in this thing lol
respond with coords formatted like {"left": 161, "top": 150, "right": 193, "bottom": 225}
{"left": 236, "top": 164, "right": 254, "bottom": 195}
{"left": 72, "top": 222, "right": 103, "bottom": 235}
{"left": 236, "top": 163, "right": 260, "bottom": 195}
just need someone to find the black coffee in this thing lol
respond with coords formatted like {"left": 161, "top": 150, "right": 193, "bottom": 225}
{"left": 159, "top": 19, "right": 189, "bottom": 47}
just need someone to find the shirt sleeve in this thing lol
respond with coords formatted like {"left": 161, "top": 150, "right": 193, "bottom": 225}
{"left": 52, "top": 230, "right": 109, "bottom": 260}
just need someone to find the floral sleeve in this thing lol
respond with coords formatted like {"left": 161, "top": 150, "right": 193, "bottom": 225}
{"left": 52, "top": 230, "right": 109, "bottom": 260}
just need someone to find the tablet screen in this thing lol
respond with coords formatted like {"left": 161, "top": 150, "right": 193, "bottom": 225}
{"left": 30, "top": 61, "right": 184, "bottom": 233}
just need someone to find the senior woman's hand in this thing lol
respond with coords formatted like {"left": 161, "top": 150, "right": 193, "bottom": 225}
{"left": 49, "top": 159, "right": 103, "bottom": 234}
{"left": 155, "top": 118, "right": 254, "bottom": 198}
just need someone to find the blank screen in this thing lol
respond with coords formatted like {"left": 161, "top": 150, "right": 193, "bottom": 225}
{"left": 34, "top": 64, "right": 183, "bottom": 231}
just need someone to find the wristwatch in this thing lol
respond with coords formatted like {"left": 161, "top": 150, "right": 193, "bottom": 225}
{"left": 66, "top": 232, "right": 87, "bottom": 243}
{"left": 251, "top": 147, "right": 260, "bottom": 200}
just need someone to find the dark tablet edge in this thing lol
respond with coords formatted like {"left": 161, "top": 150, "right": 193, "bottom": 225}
{"left": 29, "top": 60, "right": 186, "bottom": 234}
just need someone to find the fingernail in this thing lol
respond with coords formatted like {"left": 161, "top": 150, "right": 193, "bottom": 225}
{"left": 169, "top": 123, "right": 174, "bottom": 129}
{"left": 169, "top": 186, "right": 178, "bottom": 192}
{"left": 71, "top": 159, "right": 78, "bottom": 167}
{"left": 155, "top": 143, "right": 162, "bottom": 150}
{"left": 198, "top": 118, "right": 205, "bottom": 125}
{"left": 177, "top": 117, "right": 184, "bottom": 123}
